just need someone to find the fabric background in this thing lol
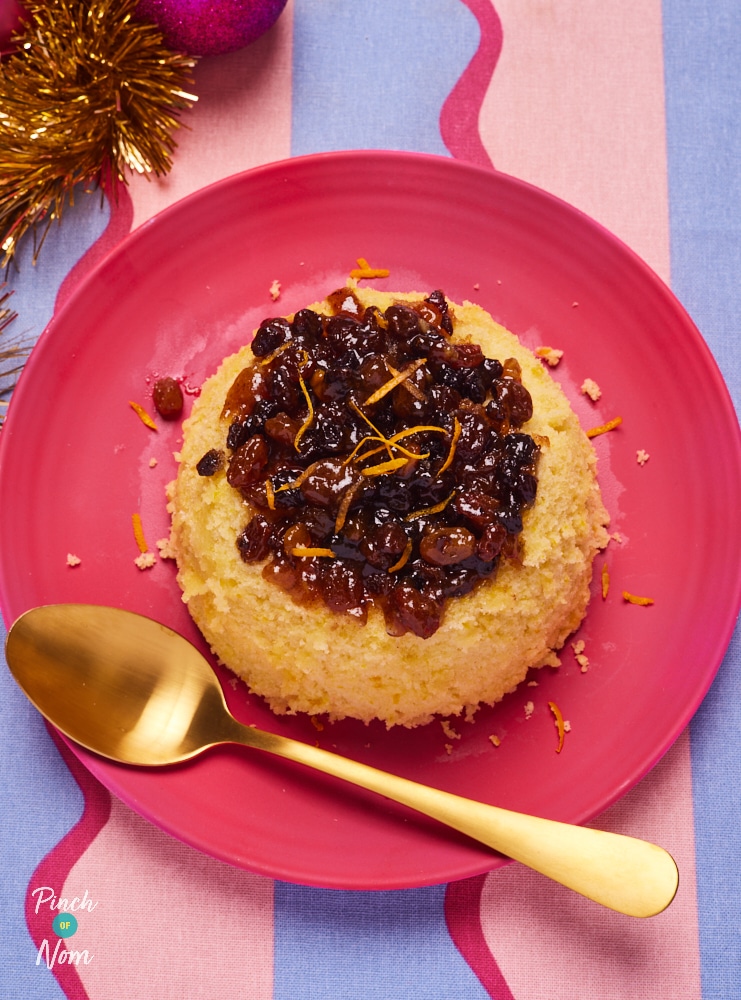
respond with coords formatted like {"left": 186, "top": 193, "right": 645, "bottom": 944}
{"left": 1, "top": 1, "right": 739, "bottom": 997}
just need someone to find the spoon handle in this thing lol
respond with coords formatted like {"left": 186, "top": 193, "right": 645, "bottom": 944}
{"left": 230, "top": 722, "right": 678, "bottom": 917}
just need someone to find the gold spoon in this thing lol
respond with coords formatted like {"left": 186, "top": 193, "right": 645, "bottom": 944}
{"left": 5, "top": 603, "right": 678, "bottom": 916}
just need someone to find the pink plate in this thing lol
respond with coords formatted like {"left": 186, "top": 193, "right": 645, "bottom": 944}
{"left": 2, "top": 151, "right": 740, "bottom": 889}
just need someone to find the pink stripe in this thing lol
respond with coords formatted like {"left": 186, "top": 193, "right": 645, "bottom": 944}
{"left": 440, "top": 0, "right": 502, "bottom": 167}
{"left": 25, "top": 730, "right": 111, "bottom": 1000}
{"left": 61, "top": 797, "right": 274, "bottom": 1000}
{"left": 478, "top": 735, "right": 701, "bottom": 997}
{"left": 129, "top": 5, "right": 294, "bottom": 229}
{"left": 477, "top": 0, "right": 670, "bottom": 279}
{"left": 445, "top": 875, "right": 516, "bottom": 999}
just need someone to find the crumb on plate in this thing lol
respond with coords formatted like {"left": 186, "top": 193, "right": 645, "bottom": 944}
{"left": 535, "top": 346, "right": 563, "bottom": 367}
{"left": 581, "top": 378, "right": 601, "bottom": 401}
{"left": 441, "top": 719, "right": 461, "bottom": 740}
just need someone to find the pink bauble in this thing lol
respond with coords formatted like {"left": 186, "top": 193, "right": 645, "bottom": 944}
{"left": 0, "top": 0, "right": 26, "bottom": 55}
{"left": 136, "top": 0, "right": 289, "bottom": 57}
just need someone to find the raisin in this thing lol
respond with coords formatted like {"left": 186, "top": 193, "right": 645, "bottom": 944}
{"left": 152, "top": 377, "right": 183, "bottom": 419}
{"left": 389, "top": 584, "right": 441, "bottom": 639}
{"left": 320, "top": 560, "right": 365, "bottom": 617}
{"left": 196, "top": 449, "right": 224, "bottom": 476}
{"left": 227, "top": 435, "right": 269, "bottom": 490}
{"left": 251, "top": 318, "right": 291, "bottom": 358}
{"left": 237, "top": 515, "right": 273, "bottom": 562}
{"left": 419, "top": 527, "right": 477, "bottom": 566}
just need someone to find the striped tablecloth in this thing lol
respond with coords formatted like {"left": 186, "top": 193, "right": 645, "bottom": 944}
{"left": 1, "top": 2, "right": 739, "bottom": 997}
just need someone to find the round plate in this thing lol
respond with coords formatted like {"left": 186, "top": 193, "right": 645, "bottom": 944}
{"left": 2, "top": 152, "right": 740, "bottom": 889}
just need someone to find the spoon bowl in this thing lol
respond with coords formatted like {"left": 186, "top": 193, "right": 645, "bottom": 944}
{"left": 6, "top": 603, "right": 679, "bottom": 917}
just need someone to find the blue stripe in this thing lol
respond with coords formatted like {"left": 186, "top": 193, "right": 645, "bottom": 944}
{"left": 662, "top": 3, "right": 741, "bottom": 998}
{"left": 3, "top": 191, "right": 111, "bottom": 371}
{"left": 0, "top": 619, "right": 85, "bottom": 997}
{"left": 278, "top": 7, "right": 492, "bottom": 997}
{"left": 290, "top": 0, "right": 479, "bottom": 157}
{"left": 273, "top": 883, "right": 490, "bottom": 1000}
{"left": 1, "top": 193, "right": 108, "bottom": 996}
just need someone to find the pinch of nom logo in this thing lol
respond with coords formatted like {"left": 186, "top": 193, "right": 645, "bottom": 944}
{"left": 31, "top": 886, "right": 97, "bottom": 970}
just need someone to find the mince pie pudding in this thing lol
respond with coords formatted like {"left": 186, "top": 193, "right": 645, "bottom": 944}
{"left": 167, "top": 287, "right": 609, "bottom": 727}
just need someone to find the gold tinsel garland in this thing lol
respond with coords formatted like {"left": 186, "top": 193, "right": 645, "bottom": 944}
{"left": 0, "top": 283, "right": 21, "bottom": 425}
{"left": 0, "top": 0, "right": 198, "bottom": 267}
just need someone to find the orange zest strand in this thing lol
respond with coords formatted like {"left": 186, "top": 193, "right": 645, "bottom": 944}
{"left": 129, "top": 400, "right": 157, "bottom": 431}
{"left": 275, "top": 464, "right": 315, "bottom": 493}
{"left": 388, "top": 539, "right": 413, "bottom": 574}
{"left": 363, "top": 359, "right": 427, "bottom": 406}
{"left": 405, "top": 490, "right": 457, "bottom": 521}
{"left": 346, "top": 424, "right": 445, "bottom": 467}
{"left": 349, "top": 257, "right": 390, "bottom": 280}
{"left": 361, "top": 456, "right": 408, "bottom": 477}
{"left": 293, "top": 368, "right": 315, "bottom": 451}
{"left": 548, "top": 701, "right": 566, "bottom": 753}
{"left": 334, "top": 480, "right": 361, "bottom": 533}
{"left": 343, "top": 434, "right": 387, "bottom": 466}
{"left": 622, "top": 590, "right": 655, "bottom": 606}
{"left": 290, "top": 546, "right": 336, "bottom": 559}
{"left": 348, "top": 400, "right": 395, "bottom": 459}
{"left": 388, "top": 424, "right": 446, "bottom": 445}
{"left": 388, "top": 363, "right": 426, "bottom": 400}
{"left": 131, "top": 513, "right": 149, "bottom": 553}
{"left": 265, "top": 478, "right": 276, "bottom": 511}
{"left": 586, "top": 415, "right": 623, "bottom": 438}
{"left": 259, "top": 341, "right": 292, "bottom": 366}
{"left": 601, "top": 562, "right": 610, "bottom": 599}
{"left": 438, "top": 416, "right": 462, "bottom": 475}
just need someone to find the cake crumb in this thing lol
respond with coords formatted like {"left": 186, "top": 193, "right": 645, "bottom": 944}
{"left": 611, "top": 532, "right": 624, "bottom": 544}
{"left": 524, "top": 700, "right": 535, "bottom": 720}
{"left": 134, "top": 552, "right": 157, "bottom": 570}
{"left": 636, "top": 449, "right": 650, "bottom": 465}
{"left": 563, "top": 720, "right": 572, "bottom": 732}
{"left": 156, "top": 537, "right": 175, "bottom": 559}
{"left": 444, "top": 743, "right": 453, "bottom": 755}
{"left": 581, "top": 378, "right": 601, "bottom": 402}
{"left": 572, "top": 639, "right": 589, "bottom": 672}
{"left": 535, "top": 346, "right": 563, "bottom": 367}
{"left": 149, "top": 457, "right": 158, "bottom": 468}
{"left": 489, "top": 734, "right": 501, "bottom": 747}
{"left": 441, "top": 719, "right": 461, "bottom": 740}
{"left": 66, "top": 553, "right": 81, "bottom": 567}
{"left": 473, "top": 282, "right": 480, "bottom": 290}
{"left": 227, "top": 676, "right": 239, "bottom": 690}
{"left": 269, "top": 279, "right": 281, "bottom": 301}
{"left": 527, "top": 680, "right": 539, "bottom": 687}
